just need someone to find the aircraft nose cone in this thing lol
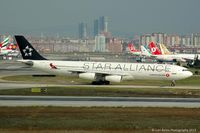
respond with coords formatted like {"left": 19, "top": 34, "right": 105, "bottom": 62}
{"left": 186, "top": 71, "right": 193, "bottom": 78}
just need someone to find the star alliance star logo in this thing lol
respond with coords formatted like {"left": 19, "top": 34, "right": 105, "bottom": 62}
{"left": 23, "top": 46, "right": 33, "bottom": 56}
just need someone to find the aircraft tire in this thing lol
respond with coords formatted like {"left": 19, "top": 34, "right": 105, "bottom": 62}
{"left": 171, "top": 80, "right": 176, "bottom": 87}
{"left": 104, "top": 81, "right": 110, "bottom": 85}
{"left": 92, "top": 80, "right": 110, "bottom": 85}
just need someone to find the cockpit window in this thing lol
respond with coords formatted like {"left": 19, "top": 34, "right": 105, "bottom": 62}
{"left": 182, "top": 69, "right": 189, "bottom": 71}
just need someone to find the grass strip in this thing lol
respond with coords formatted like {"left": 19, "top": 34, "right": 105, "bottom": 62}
{"left": 0, "top": 107, "right": 199, "bottom": 132}
{"left": 0, "top": 86, "right": 200, "bottom": 98}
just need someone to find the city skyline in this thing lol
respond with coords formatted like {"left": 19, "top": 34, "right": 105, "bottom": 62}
{"left": 0, "top": 0, "right": 200, "bottom": 37}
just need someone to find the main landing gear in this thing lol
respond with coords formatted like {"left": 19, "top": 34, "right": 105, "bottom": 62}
{"left": 92, "top": 80, "right": 110, "bottom": 85}
{"left": 171, "top": 80, "right": 176, "bottom": 87}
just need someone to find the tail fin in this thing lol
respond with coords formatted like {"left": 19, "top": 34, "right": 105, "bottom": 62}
{"left": 159, "top": 43, "right": 172, "bottom": 55}
{"left": 128, "top": 43, "right": 136, "bottom": 52}
{"left": 148, "top": 42, "right": 162, "bottom": 55}
{"left": 15, "top": 35, "right": 46, "bottom": 60}
{"left": 0, "top": 37, "right": 9, "bottom": 48}
{"left": 128, "top": 43, "right": 140, "bottom": 53}
{"left": 141, "top": 45, "right": 151, "bottom": 56}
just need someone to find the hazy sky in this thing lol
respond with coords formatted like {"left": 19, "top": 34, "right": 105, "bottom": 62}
{"left": 1, "top": 0, "right": 200, "bottom": 37}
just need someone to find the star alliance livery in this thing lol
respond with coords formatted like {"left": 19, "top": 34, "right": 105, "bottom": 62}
{"left": 15, "top": 36, "right": 193, "bottom": 86}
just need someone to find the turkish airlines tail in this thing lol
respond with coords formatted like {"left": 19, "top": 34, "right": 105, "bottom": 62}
{"left": 148, "top": 42, "right": 162, "bottom": 55}
{"left": 128, "top": 43, "right": 140, "bottom": 53}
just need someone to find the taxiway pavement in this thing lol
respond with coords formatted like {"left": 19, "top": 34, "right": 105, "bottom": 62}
{"left": 0, "top": 95, "right": 200, "bottom": 108}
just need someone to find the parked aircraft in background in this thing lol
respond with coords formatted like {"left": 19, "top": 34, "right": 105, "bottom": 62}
{"left": 128, "top": 43, "right": 151, "bottom": 57}
{"left": 159, "top": 43, "right": 199, "bottom": 62}
{"left": 140, "top": 45, "right": 152, "bottom": 57}
{"left": 148, "top": 42, "right": 194, "bottom": 62}
{"left": 0, "top": 37, "right": 20, "bottom": 57}
{"left": 0, "top": 47, "right": 12, "bottom": 56}
{"left": 128, "top": 43, "right": 141, "bottom": 56}
{"left": 0, "top": 37, "right": 9, "bottom": 47}
{"left": 159, "top": 43, "right": 172, "bottom": 55}
{"left": 15, "top": 35, "right": 193, "bottom": 86}
{"left": 0, "top": 37, "right": 12, "bottom": 56}
{"left": 150, "top": 42, "right": 200, "bottom": 63}
{"left": 149, "top": 42, "right": 162, "bottom": 55}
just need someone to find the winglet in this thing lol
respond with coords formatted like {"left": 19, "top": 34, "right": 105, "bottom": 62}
{"left": 15, "top": 35, "right": 46, "bottom": 60}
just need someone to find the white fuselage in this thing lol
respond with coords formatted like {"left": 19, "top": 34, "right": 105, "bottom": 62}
{"left": 22, "top": 60, "right": 193, "bottom": 81}
{"left": 0, "top": 49, "right": 12, "bottom": 55}
{"left": 131, "top": 46, "right": 152, "bottom": 57}
{"left": 155, "top": 54, "right": 198, "bottom": 62}
{"left": 0, "top": 51, "right": 8, "bottom": 55}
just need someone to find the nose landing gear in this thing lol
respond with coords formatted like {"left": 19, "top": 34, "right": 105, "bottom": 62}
{"left": 171, "top": 80, "right": 176, "bottom": 86}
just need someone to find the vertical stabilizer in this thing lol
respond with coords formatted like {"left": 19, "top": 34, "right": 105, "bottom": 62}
{"left": 149, "top": 42, "right": 162, "bottom": 55}
{"left": 159, "top": 43, "right": 172, "bottom": 55}
{"left": 15, "top": 35, "right": 46, "bottom": 60}
{"left": 141, "top": 46, "right": 151, "bottom": 56}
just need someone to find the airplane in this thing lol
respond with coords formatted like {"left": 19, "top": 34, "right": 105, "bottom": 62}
{"left": 149, "top": 42, "right": 189, "bottom": 62}
{"left": 140, "top": 45, "right": 152, "bottom": 57}
{"left": 149, "top": 42, "right": 162, "bottom": 55}
{"left": 6, "top": 43, "right": 20, "bottom": 57}
{"left": 0, "top": 45, "right": 13, "bottom": 56}
{"left": 0, "top": 37, "right": 9, "bottom": 47}
{"left": 128, "top": 43, "right": 151, "bottom": 57}
{"left": 128, "top": 43, "right": 141, "bottom": 56}
{"left": 0, "top": 48, "right": 10, "bottom": 55}
{"left": 15, "top": 35, "right": 193, "bottom": 86}
{"left": 0, "top": 37, "right": 20, "bottom": 57}
{"left": 159, "top": 43, "right": 172, "bottom": 55}
{"left": 159, "top": 43, "right": 200, "bottom": 62}
{"left": 0, "top": 37, "right": 12, "bottom": 55}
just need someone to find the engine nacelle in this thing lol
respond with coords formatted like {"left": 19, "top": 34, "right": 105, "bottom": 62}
{"left": 105, "top": 75, "right": 122, "bottom": 82}
{"left": 79, "top": 73, "right": 96, "bottom": 80}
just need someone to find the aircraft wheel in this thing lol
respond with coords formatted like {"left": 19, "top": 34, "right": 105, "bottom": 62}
{"left": 171, "top": 80, "right": 176, "bottom": 87}
{"left": 92, "top": 81, "right": 110, "bottom": 85}
{"left": 92, "top": 81, "right": 104, "bottom": 85}
{"left": 92, "top": 81, "right": 98, "bottom": 85}
{"left": 104, "top": 81, "right": 110, "bottom": 85}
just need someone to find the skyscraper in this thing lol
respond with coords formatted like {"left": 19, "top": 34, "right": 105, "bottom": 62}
{"left": 79, "top": 22, "right": 87, "bottom": 39}
{"left": 94, "top": 19, "right": 99, "bottom": 37}
{"left": 95, "top": 34, "right": 106, "bottom": 52}
{"left": 93, "top": 16, "right": 108, "bottom": 37}
{"left": 99, "top": 16, "right": 108, "bottom": 33}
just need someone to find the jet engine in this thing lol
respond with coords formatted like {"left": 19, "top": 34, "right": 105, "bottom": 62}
{"left": 105, "top": 75, "right": 122, "bottom": 82}
{"left": 79, "top": 73, "right": 96, "bottom": 80}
